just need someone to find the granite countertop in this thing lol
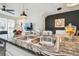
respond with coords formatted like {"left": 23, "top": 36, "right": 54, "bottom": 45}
{"left": 0, "top": 36, "right": 71, "bottom": 56}
{"left": 0, "top": 46, "right": 5, "bottom": 56}
{"left": 0, "top": 38, "right": 6, "bottom": 56}
{"left": 1, "top": 35, "right": 79, "bottom": 56}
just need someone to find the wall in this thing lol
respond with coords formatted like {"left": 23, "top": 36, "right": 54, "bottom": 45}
{"left": 0, "top": 3, "right": 65, "bottom": 31}
{"left": 23, "top": 3, "right": 79, "bottom": 31}
{"left": 1, "top": 3, "right": 79, "bottom": 31}
{"left": 45, "top": 10, "right": 79, "bottom": 34}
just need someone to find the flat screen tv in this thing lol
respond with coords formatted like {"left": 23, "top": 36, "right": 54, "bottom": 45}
{"left": 24, "top": 23, "right": 33, "bottom": 31}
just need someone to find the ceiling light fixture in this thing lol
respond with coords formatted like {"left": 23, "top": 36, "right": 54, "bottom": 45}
{"left": 20, "top": 4, "right": 27, "bottom": 19}
{"left": 20, "top": 11, "right": 27, "bottom": 16}
{"left": 57, "top": 7, "right": 62, "bottom": 11}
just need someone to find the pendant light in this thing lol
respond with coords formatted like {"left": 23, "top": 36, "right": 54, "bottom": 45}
{"left": 20, "top": 3, "right": 27, "bottom": 19}
{"left": 20, "top": 11, "right": 27, "bottom": 16}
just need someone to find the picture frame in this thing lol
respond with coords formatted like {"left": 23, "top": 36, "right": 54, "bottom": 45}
{"left": 55, "top": 18, "right": 65, "bottom": 28}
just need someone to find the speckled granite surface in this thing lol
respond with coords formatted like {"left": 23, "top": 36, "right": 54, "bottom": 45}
{"left": 0, "top": 38, "right": 6, "bottom": 56}
{"left": 0, "top": 46, "right": 5, "bottom": 56}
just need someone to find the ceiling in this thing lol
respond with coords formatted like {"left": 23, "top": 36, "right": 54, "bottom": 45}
{"left": 0, "top": 3, "right": 79, "bottom": 17}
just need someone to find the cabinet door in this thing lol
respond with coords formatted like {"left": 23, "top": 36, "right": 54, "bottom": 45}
{"left": 0, "top": 18, "right": 7, "bottom": 31}
{"left": 7, "top": 19, "right": 15, "bottom": 41}
{"left": 0, "top": 18, "right": 8, "bottom": 40}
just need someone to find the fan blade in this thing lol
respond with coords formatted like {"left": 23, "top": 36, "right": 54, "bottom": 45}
{"left": 0, "top": 7, "right": 2, "bottom": 10}
{"left": 6, "top": 11, "right": 15, "bottom": 15}
{"left": 6, "top": 9, "right": 14, "bottom": 11}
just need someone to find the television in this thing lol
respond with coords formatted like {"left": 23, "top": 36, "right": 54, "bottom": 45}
{"left": 24, "top": 23, "right": 33, "bottom": 31}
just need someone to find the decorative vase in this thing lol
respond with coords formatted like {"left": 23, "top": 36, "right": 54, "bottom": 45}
{"left": 65, "top": 23, "right": 76, "bottom": 41}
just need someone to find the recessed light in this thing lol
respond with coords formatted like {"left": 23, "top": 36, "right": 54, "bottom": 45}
{"left": 57, "top": 7, "right": 62, "bottom": 11}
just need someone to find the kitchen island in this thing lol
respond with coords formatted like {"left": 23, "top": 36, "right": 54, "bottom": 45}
{"left": 1, "top": 35, "right": 79, "bottom": 56}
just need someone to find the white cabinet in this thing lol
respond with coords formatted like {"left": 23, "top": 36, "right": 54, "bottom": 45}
{"left": 0, "top": 18, "right": 8, "bottom": 40}
{"left": 0, "top": 18, "right": 15, "bottom": 41}
{"left": 7, "top": 19, "right": 15, "bottom": 41}
{"left": 0, "top": 18, "right": 7, "bottom": 31}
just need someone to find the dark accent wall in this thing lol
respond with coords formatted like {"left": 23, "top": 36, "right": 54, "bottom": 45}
{"left": 45, "top": 10, "right": 79, "bottom": 34}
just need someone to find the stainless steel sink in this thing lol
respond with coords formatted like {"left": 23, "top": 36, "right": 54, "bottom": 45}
{"left": 31, "top": 38, "right": 40, "bottom": 44}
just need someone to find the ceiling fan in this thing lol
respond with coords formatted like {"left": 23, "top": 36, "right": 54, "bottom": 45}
{"left": 0, "top": 5, "right": 15, "bottom": 14}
